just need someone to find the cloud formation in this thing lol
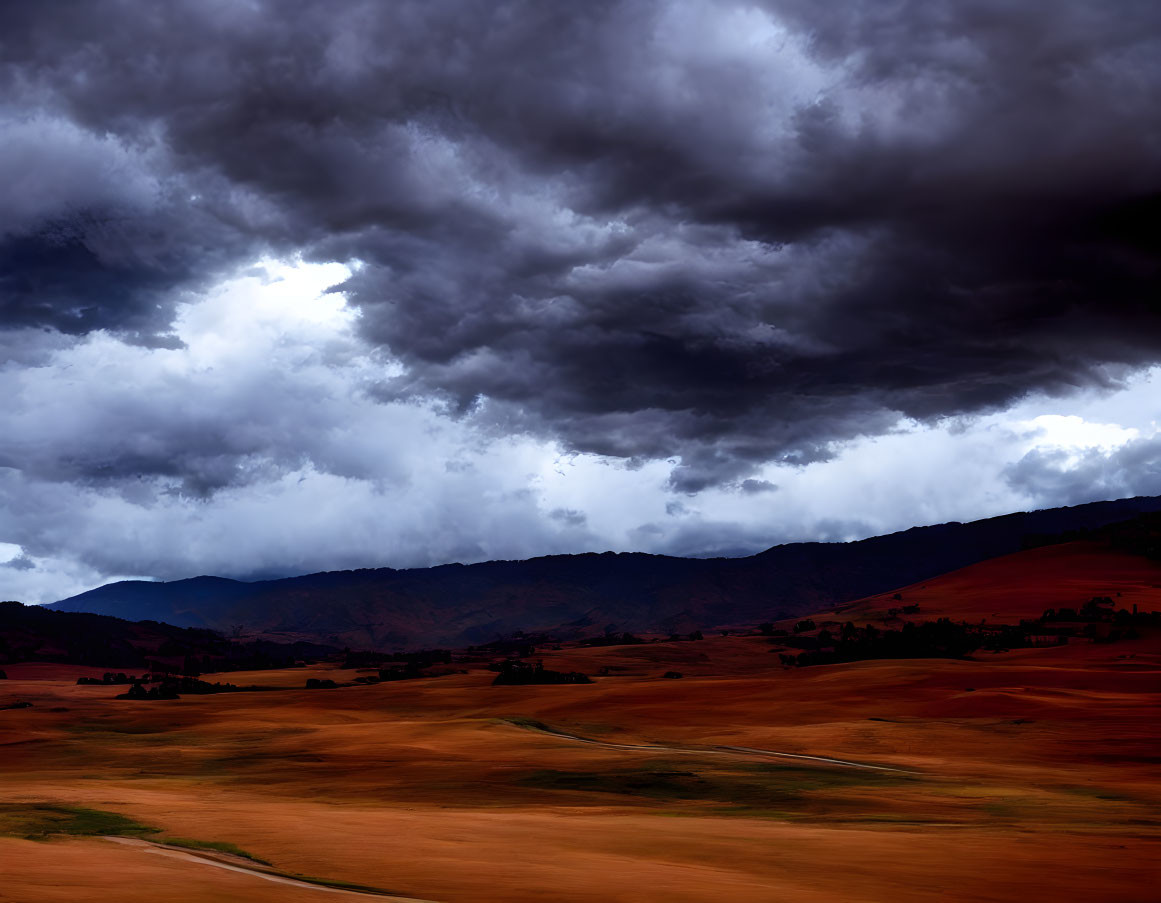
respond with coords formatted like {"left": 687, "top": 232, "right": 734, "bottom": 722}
{"left": 0, "top": 2, "right": 1159, "bottom": 600}
{"left": 0, "top": 262, "right": 603, "bottom": 590}
{"left": 1, "top": 0, "right": 1158, "bottom": 492}
{"left": 1006, "top": 437, "right": 1161, "bottom": 507}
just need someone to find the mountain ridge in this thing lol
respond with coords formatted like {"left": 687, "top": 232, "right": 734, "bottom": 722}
{"left": 50, "top": 495, "right": 1161, "bottom": 649}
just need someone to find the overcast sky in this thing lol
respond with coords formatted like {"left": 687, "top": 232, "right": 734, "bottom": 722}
{"left": 2, "top": 0, "right": 1160, "bottom": 603}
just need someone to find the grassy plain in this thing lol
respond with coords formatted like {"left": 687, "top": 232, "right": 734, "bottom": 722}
{"left": 1, "top": 542, "right": 1159, "bottom": 901}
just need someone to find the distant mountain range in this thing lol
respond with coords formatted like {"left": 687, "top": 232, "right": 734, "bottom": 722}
{"left": 50, "top": 496, "right": 1161, "bottom": 650}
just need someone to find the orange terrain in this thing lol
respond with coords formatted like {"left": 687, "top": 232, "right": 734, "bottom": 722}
{"left": 2, "top": 541, "right": 1160, "bottom": 902}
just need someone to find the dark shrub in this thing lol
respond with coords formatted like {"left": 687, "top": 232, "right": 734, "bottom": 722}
{"left": 117, "top": 683, "right": 150, "bottom": 700}
{"left": 579, "top": 632, "right": 645, "bottom": 648}
{"left": 491, "top": 660, "right": 590, "bottom": 686}
{"left": 662, "top": 671, "right": 684, "bottom": 679}
{"left": 377, "top": 662, "right": 425, "bottom": 681}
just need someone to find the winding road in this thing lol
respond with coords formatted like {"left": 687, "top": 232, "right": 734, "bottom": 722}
{"left": 509, "top": 720, "right": 922, "bottom": 774}
{"left": 104, "top": 836, "right": 436, "bottom": 901}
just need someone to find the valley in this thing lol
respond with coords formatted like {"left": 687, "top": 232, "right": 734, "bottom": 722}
{"left": 3, "top": 539, "right": 1160, "bottom": 901}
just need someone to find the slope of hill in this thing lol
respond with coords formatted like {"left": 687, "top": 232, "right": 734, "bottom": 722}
{"left": 6, "top": 537, "right": 1161, "bottom": 903}
{"left": 835, "top": 540, "right": 1161, "bottom": 625}
{"left": 51, "top": 495, "right": 1161, "bottom": 650}
{"left": 0, "top": 601, "right": 334, "bottom": 672}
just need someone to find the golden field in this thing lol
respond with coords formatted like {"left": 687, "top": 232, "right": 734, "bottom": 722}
{"left": 2, "top": 542, "right": 1160, "bottom": 902}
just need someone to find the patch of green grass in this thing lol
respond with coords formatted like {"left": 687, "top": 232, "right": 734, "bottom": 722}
{"left": 982, "top": 800, "right": 1020, "bottom": 819}
{"left": 1, "top": 804, "right": 278, "bottom": 868}
{"left": 0, "top": 804, "right": 160, "bottom": 840}
{"left": 500, "top": 716, "right": 558, "bottom": 733}
{"left": 520, "top": 762, "right": 907, "bottom": 813}
{"left": 67, "top": 721, "right": 172, "bottom": 737}
{"left": 707, "top": 806, "right": 801, "bottom": 820}
{"left": 1059, "top": 785, "right": 1140, "bottom": 804}
{"left": 163, "top": 837, "right": 270, "bottom": 865}
{"left": 841, "top": 813, "right": 953, "bottom": 825}
{"left": 522, "top": 768, "right": 710, "bottom": 800}
{"left": 0, "top": 804, "right": 407, "bottom": 898}
{"left": 290, "top": 873, "right": 406, "bottom": 896}
{"left": 565, "top": 721, "right": 621, "bottom": 737}
{"left": 742, "top": 762, "right": 909, "bottom": 789}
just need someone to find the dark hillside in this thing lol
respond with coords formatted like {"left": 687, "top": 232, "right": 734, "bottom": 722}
{"left": 51, "top": 495, "right": 1161, "bottom": 649}
{"left": 0, "top": 601, "right": 334, "bottom": 671}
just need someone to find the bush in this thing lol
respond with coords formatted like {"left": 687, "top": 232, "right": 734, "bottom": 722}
{"left": 377, "top": 662, "right": 426, "bottom": 681}
{"left": 579, "top": 632, "right": 645, "bottom": 648}
{"left": 77, "top": 672, "right": 137, "bottom": 686}
{"left": 116, "top": 676, "right": 248, "bottom": 699}
{"left": 662, "top": 671, "right": 684, "bottom": 679}
{"left": 305, "top": 678, "right": 338, "bottom": 689}
{"left": 116, "top": 682, "right": 178, "bottom": 700}
{"left": 491, "top": 660, "right": 591, "bottom": 686}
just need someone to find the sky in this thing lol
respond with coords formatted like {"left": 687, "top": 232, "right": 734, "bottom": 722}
{"left": 1, "top": 0, "right": 1159, "bottom": 603}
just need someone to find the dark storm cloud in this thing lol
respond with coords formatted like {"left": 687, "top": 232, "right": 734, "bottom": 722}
{"left": 549, "top": 508, "right": 588, "bottom": 528}
{"left": 2, "top": 0, "right": 1159, "bottom": 491}
{"left": 0, "top": 110, "right": 273, "bottom": 338}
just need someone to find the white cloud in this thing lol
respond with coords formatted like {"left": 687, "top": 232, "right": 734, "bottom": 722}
{"left": 1, "top": 261, "right": 1159, "bottom": 604}
{"left": 1015, "top": 413, "right": 1139, "bottom": 459}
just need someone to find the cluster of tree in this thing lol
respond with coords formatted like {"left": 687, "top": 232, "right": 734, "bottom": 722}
{"left": 1023, "top": 512, "right": 1161, "bottom": 561}
{"left": 1106, "top": 514, "right": 1161, "bottom": 561}
{"left": 491, "top": 660, "right": 591, "bottom": 686}
{"left": 377, "top": 662, "right": 427, "bottom": 681}
{"left": 666, "top": 630, "right": 704, "bottom": 642}
{"left": 578, "top": 631, "right": 646, "bottom": 647}
{"left": 343, "top": 648, "right": 464, "bottom": 684}
{"left": 468, "top": 633, "right": 558, "bottom": 657}
{"left": 77, "top": 672, "right": 140, "bottom": 685}
{"left": 1028, "top": 597, "right": 1160, "bottom": 644}
{"left": 348, "top": 662, "right": 433, "bottom": 684}
{"left": 177, "top": 639, "right": 336, "bottom": 676}
{"left": 778, "top": 619, "right": 1000, "bottom": 667}
{"left": 1040, "top": 597, "right": 1161, "bottom": 626}
{"left": 777, "top": 597, "right": 1160, "bottom": 668}
{"left": 342, "top": 648, "right": 453, "bottom": 669}
{"left": 777, "top": 634, "right": 829, "bottom": 650}
{"left": 305, "top": 678, "right": 339, "bottom": 689}
{"left": 116, "top": 677, "right": 253, "bottom": 700}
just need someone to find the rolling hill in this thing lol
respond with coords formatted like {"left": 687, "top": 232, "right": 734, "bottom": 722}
{"left": 50, "top": 495, "right": 1161, "bottom": 649}
{"left": 0, "top": 601, "right": 335, "bottom": 672}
